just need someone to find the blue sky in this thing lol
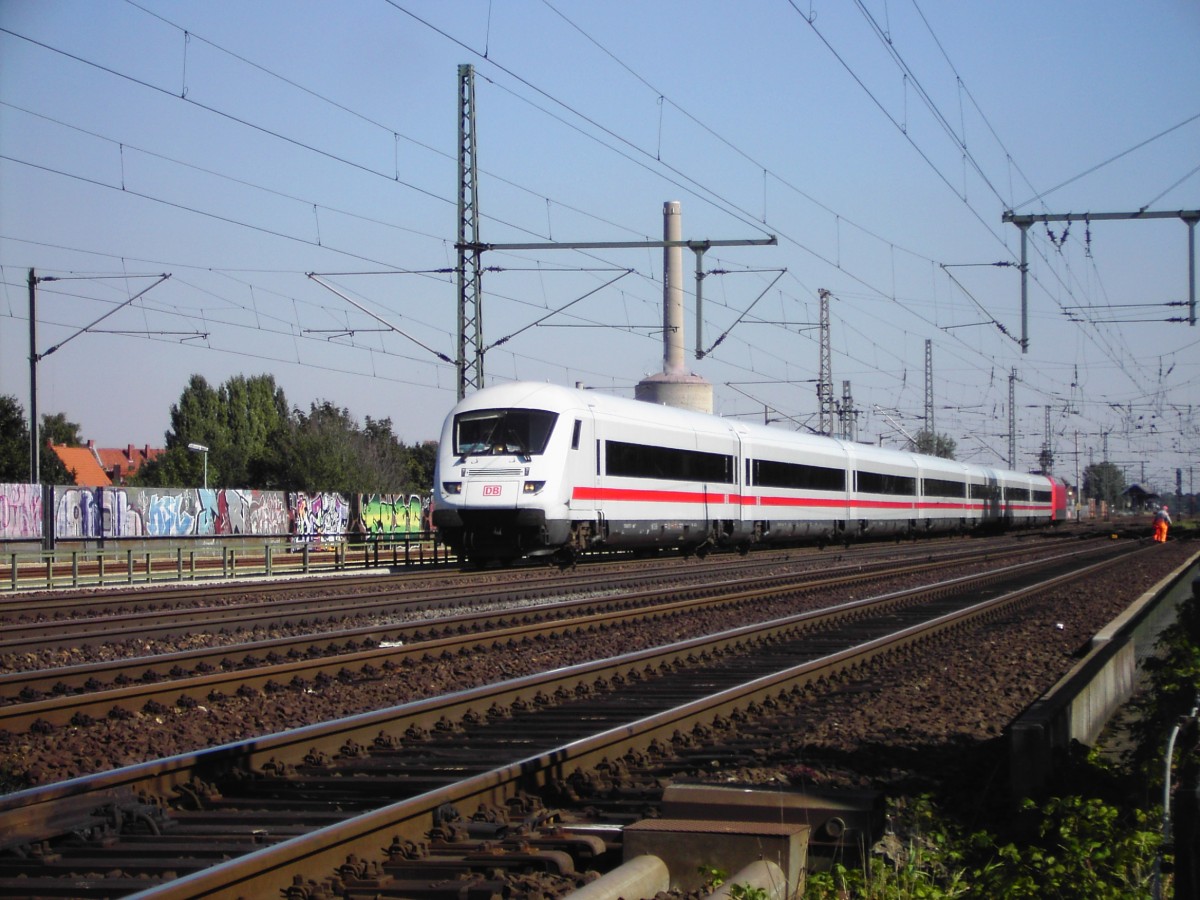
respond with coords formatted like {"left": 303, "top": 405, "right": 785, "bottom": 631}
{"left": 2, "top": 1, "right": 1197, "bottom": 494}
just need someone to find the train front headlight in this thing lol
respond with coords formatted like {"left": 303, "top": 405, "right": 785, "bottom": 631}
{"left": 443, "top": 482, "right": 463, "bottom": 495}
{"left": 523, "top": 481, "right": 545, "bottom": 494}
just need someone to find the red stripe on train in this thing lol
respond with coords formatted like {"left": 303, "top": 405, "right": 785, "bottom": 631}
{"left": 571, "top": 486, "right": 1048, "bottom": 514}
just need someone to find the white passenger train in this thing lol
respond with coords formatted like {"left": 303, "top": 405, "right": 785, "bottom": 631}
{"left": 432, "top": 381, "right": 1068, "bottom": 565}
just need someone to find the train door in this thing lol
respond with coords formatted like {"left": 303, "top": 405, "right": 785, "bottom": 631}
{"left": 564, "top": 411, "right": 595, "bottom": 502}
{"left": 840, "top": 443, "right": 862, "bottom": 538}
{"left": 726, "top": 423, "right": 751, "bottom": 549}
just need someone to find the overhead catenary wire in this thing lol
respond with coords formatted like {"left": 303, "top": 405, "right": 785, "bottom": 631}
{"left": 1, "top": 6, "right": 1194, "bottom": 484}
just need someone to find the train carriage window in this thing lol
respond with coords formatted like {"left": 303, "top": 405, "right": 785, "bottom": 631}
{"left": 969, "top": 483, "right": 999, "bottom": 500}
{"left": 922, "top": 478, "right": 966, "bottom": 498}
{"left": 606, "top": 440, "right": 734, "bottom": 484}
{"left": 857, "top": 470, "right": 916, "bottom": 495}
{"left": 571, "top": 419, "right": 582, "bottom": 450}
{"left": 753, "top": 459, "right": 845, "bottom": 491}
{"left": 1004, "top": 487, "right": 1032, "bottom": 502}
{"left": 454, "top": 408, "right": 558, "bottom": 457}
{"left": 1032, "top": 489, "right": 1052, "bottom": 503}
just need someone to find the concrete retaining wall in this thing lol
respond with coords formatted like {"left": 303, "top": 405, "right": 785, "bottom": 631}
{"left": 1009, "top": 549, "right": 1200, "bottom": 798}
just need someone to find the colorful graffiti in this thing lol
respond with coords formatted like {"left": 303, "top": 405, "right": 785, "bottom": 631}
{"left": 223, "top": 490, "right": 290, "bottom": 536}
{"left": 357, "top": 493, "right": 430, "bottom": 538}
{"left": 102, "top": 488, "right": 293, "bottom": 538}
{"left": 0, "top": 483, "right": 44, "bottom": 540}
{"left": 290, "top": 492, "right": 351, "bottom": 544}
{"left": 55, "top": 488, "right": 104, "bottom": 539}
{"left": 103, "top": 489, "right": 147, "bottom": 536}
{"left": 0, "top": 483, "right": 426, "bottom": 543}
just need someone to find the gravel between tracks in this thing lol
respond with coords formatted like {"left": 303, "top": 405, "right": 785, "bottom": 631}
{"left": 1, "top": 540, "right": 1193, "bottom": 795}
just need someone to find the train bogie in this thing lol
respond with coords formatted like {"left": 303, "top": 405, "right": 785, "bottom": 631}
{"left": 433, "top": 382, "right": 1066, "bottom": 565}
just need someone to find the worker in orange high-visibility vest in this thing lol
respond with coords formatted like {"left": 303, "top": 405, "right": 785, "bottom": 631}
{"left": 1153, "top": 505, "right": 1172, "bottom": 543}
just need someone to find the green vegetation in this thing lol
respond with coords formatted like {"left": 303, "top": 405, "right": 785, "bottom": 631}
{"left": 1083, "top": 461, "right": 1127, "bottom": 509}
{"left": 697, "top": 865, "right": 772, "bottom": 900}
{"left": 3, "top": 380, "right": 437, "bottom": 494}
{"left": 913, "top": 430, "right": 956, "bottom": 460}
{"left": 131, "top": 374, "right": 435, "bottom": 494}
{"left": 804, "top": 794, "right": 1160, "bottom": 898}
{"left": 803, "top": 589, "right": 1200, "bottom": 899}
{"left": 0, "top": 394, "right": 74, "bottom": 484}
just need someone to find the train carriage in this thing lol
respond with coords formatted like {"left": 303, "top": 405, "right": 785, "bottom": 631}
{"left": 583, "top": 397, "right": 745, "bottom": 553}
{"left": 739, "top": 426, "right": 850, "bottom": 546}
{"left": 844, "top": 443, "right": 920, "bottom": 538}
{"left": 915, "top": 454, "right": 973, "bottom": 533}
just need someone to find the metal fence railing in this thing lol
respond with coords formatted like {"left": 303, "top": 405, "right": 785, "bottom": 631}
{"left": 0, "top": 533, "right": 454, "bottom": 592}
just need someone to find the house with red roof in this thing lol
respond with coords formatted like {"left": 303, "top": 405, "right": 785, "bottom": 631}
{"left": 47, "top": 441, "right": 163, "bottom": 487}
{"left": 96, "top": 444, "right": 162, "bottom": 484}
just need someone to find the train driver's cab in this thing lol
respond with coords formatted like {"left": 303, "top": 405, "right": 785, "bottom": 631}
{"left": 453, "top": 408, "right": 558, "bottom": 461}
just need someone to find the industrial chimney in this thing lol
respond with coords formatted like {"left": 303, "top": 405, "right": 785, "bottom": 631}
{"left": 635, "top": 201, "right": 713, "bottom": 413}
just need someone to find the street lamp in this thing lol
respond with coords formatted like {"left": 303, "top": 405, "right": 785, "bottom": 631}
{"left": 187, "top": 443, "right": 209, "bottom": 490}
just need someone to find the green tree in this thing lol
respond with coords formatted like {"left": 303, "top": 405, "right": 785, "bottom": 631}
{"left": 131, "top": 374, "right": 437, "bottom": 493}
{"left": 0, "top": 395, "right": 28, "bottom": 482}
{"left": 0, "top": 394, "right": 74, "bottom": 484}
{"left": 1082, "top": 461, "right": 1126, "bottom": 508}
{"left": 216, "top": 374, "right": 290, "bottom": 487}
{"left": 135, "top": 375, "right": 222, "bottom": 486}
{"left": 403, "top": 440, "right": 438, "bottom": 496}
{"left": 134, "top": 374, "right": 290, "bottom": 488}
{"left": 279, "top": 400, "right": 361, "bottom": 492}
{"left": 41, "top": 412, "right": 83, "bottom": 447}
{"left": 914, "top": 430, "right": 957, "bottom": 459}
{"left": 268, "top": 404, "right": 436, "bottom": 494}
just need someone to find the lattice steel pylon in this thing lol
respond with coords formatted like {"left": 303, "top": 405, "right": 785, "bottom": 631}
{"left": 456, "top": 64, "right": 483, "bottom": 400}
{"left": 1040, "top": 404, "right": 1053, "bottom": 474}
{"left": 817, "top": 289, "right": 833, "bottom": 436}
{"left": 924, "top": 339, "right": 934, "bottom": 438}
{"left": 840, "top": 380, "right": 855, "bottom": 441}
{"left": 1008, "top": 368, "right": 1017, "bottom": 469}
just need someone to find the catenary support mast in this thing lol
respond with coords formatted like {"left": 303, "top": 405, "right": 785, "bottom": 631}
{"left": 1002, "top": 209, "right": 1200, "bottom": 351}
{"left": 924, "top": 339, "right": 934, "bottom": 439}
{"left": 1008, "top": 368, "right": 1017, "bottom": 469}
{"left": 456, "top": 64, "right": 483, "bottom": 400}
{"left": 817, "top": 289, "right": 833, "bottom": 436}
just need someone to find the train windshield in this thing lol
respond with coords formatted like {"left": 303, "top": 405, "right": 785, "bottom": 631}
{"left": 454, "top": 408, "right": 558, "bottom": 457}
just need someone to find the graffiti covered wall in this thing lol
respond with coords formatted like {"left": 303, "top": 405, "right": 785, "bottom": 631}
{"left": 0, "top": 483, "right": 43, "bottom": 540}
{"left": 0, "top": 483, "right": 428, "bottom": 543}
{"left": 103, "top": 488, "right": 293, "bottom": 537}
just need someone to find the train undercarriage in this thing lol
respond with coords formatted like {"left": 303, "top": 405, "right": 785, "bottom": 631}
{"left": 436, "top": 508, "right": 1048, "bottom": 568}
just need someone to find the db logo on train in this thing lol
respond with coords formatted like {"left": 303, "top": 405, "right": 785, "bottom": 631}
{"left": 483, "top": 485, "right": 503, "bottom": 496}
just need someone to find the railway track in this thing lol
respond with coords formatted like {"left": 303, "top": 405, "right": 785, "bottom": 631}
{"left": 0, "top": 541, "right": 1093, "bottom": 734}
{"left": 0, "top": 537, "right": 1060, "bottom": 665}
{"left": 0, "top": 534, "right": 1048, "bottom": 631}
{"left": 0, "top": 539, "right": 1147, "bottom": 899}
